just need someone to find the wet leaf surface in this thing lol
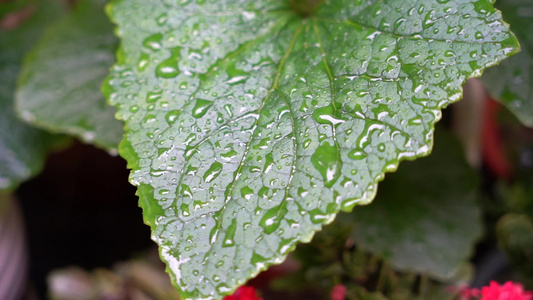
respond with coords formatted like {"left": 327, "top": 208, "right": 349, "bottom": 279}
{"left": 16, "top": 0, "right": 122, "bottom": 151}
{"left": 105, "top": 0, "right": 519, "bottom": 298}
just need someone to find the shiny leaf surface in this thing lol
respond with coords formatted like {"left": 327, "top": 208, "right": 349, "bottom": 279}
{"left": 351, "top": 129, "right": 482, "bottom": 279}
{"left": 0, "top": 1, "right": 65, "bottom": 190}
{"left": 105, "top": 0, "right": 519, "bottom": 298}
{"left": 16, "top": 0, "right": 122, "bottom": 151}
{"left": 481, "top": 0, "right": 533, "bottom": 127}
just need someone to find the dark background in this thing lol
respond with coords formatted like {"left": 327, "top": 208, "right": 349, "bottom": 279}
{"left": 17, "top": 142, "right": 153, "bottom": 298}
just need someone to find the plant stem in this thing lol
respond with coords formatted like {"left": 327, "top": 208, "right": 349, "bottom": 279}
{"left": 418, "top": 274, "right": 428, "bottom": 300}
{"left": 376, "top": 261, "right": 389, "bottom": 293}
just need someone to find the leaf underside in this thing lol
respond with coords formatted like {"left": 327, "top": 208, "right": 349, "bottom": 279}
{"left": 16, "top": 0, "right": 123, "bottom": 151}
{"left": 0, "top": 1, "right": 65, "bottom": 190}
{"left": 352, "top": 129, "right": 481, "bottom": 280}
{"left": 105, "top": 0, "right": 519, "bottom": 298}
{"left": 481, "top": 0, "right": 533, "bottom": 127}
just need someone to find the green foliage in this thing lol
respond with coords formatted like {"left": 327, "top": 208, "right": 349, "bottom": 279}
{"left": 481, "top": 0, "right": 533, "bottom": 127}
{"left": 16, "top": 0, "right": 122, "bottom": 151}
{"left": 494, "top": 160, "right": 533, "bottom": 287}
{"left": 0, "top": 0, "right": 66, "bottom": 191}
{"left": 497, "top": 214, "right": 533, "bottom": 285}
{"left": 351, "top": 129, "right": 481, "bottom": 279}
{"left": 104, "top": 0, "right": 518, "bottom": 298}
{"left": 275, "top": 220, "right": 458, "bottom": 300}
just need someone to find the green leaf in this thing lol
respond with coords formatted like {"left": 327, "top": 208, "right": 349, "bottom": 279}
{"left": 105, "top": 0, "right": 518, "bottom": 298}
{"left": 0, "top": 1, "right": 66, "bottom": 190}
{"left": 481, "top": 0, "right": 533, "bottom": 127}
{"left": 351, "top": 129, "right": 481, "bottom": 279}
{"left": 16, "top": 0, "right": 122, "bottom": 151}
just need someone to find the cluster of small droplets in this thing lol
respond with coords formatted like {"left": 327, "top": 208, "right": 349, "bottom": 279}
{"left": 106, "top": 0, "right": 518, "bottom": 298}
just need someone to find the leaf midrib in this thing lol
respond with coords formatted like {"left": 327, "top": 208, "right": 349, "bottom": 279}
{"left": 197, "top": 22, "right": 306, "bottom": 278}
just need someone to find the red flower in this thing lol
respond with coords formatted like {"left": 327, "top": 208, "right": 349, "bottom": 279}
{"left": 449, "top": 281, "right": 533, "bottom": 300}
{"left": 330, "top": 284, "right": 347, "bottom": 300}
{"left": 480, "top": 281, "right": 533, "bottom": 300}
{"left": 223, "top": 286, "right": 262, "bottom": 300}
